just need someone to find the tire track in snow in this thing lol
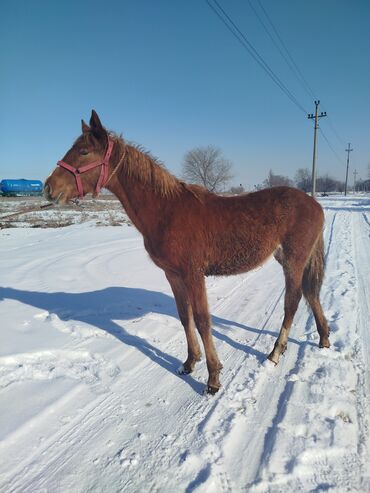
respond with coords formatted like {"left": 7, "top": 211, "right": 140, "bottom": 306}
{"left": 361, "top": 211, "right": 370, "bottom": 229}
{"left": 324, "top": 210, "right": 337, "bottom": 262}
{"left": 352, "top": 211, "right": 370, "bottom": 490}
{"left": 246, "top": 209, "right": 366, "bottom": 492}
{"left": 240, "top": 210, "right": 339, "bottom": 487}
{"left": 2, "top": 391, "right": 125, "bottom": 493}
{"left": 9, "top": 238, "right": 140, "bottom": 281}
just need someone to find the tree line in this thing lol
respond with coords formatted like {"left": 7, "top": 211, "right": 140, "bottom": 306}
{"left": 181, "top": 145, "right": 366, "bottom": 193}
{"left": 257, "top": 168, "right": 347, "bottom": 194}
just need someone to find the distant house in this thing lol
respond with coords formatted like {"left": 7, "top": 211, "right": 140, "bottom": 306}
{"left": 0, "top": 179, "right": 43, "bottom": 196}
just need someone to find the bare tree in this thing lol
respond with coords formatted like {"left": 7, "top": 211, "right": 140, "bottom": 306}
{"left": 295, "top": 168, "right": 345, "bottom": 193}
{"left": 182, "top": 145, "right": 233, "bottom": 192}
{"left": 316, "top": 174, "right": 344, "bottom": 193}
{"left": 263, "top": 170, "right": 293, "bottom": 188}
{"left": 295, "top": 168, "right": 311, "bottom": 192}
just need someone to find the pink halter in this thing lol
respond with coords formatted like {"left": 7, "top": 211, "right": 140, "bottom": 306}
{"left": 57, "top": 138, "right": 114, "bottom": 198}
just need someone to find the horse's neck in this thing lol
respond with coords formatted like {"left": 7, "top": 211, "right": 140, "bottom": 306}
{"left": 106, "top": 147, "right": 174, "bottom": 237}
{"left": 111, "top": 178, "right": 165, "bottom": 236}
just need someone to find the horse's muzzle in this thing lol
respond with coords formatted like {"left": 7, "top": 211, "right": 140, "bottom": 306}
{"left": 43, "top": 183, "right": 53, "bottom": 202}
{"left": 44, "top": 183, "right": 64, "bottom": 204}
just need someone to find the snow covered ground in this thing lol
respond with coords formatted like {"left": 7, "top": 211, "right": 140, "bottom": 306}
{"left": 0, "top": 195, "right": 128, "bottom": 228}
{"left": 0, "top": 195, "right": 369, "bottom": 492}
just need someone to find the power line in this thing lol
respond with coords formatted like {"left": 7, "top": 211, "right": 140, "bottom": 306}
{"left": 207, "top": 0, "right": 349, "bottom": 175}
{"left": 318, "top": 127, "right": 346, "bottom": 168}
{"left": 206, "top": 0, "right": 308, "bottom": 114}
{"left": 322, "top": 115, "right": 346, "bottom": 147}
{"left": 249, "top": 0, "right": 348, "bottom": 163}
{"left": 253, "top": 0, "right": 317, "bottom": 101}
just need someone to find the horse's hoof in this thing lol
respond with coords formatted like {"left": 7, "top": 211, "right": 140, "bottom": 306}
{"left": 204, "top": 385, "right": 220, "bottom": 395}
{"left": 177, "top": 364, "right": 192, "bottom": 375}
{"left": 264, "top": 358, "right": 277, "bottom": 369}
{"left": 267, "top": 353, "right": 279, "bottom": 365}
{"left": 319, "top": 340, "right": 330, "bottom": 349}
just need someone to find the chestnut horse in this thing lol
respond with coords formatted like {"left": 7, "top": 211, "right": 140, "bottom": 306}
{"left": 44, "top": 110, "right": 330, "bottom": 394}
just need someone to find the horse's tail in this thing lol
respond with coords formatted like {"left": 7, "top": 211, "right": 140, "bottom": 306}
{"left": 302, "top": 231, "right": 325, "bottom": 302}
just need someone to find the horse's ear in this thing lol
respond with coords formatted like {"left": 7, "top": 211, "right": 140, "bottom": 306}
{"left": 90, "top": 110, "right": 106, "bottom": 139}
{"left": 81, "top": 119, "right": 90, "bottom": 134}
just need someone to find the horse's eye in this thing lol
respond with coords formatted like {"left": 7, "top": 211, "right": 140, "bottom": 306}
{"left": 80, "top": 148, "right": 89, "bottom": 156}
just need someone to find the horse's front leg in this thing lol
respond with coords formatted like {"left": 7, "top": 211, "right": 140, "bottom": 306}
{"left": 186, "top": 274, "right": 223, "bottom": 394}
{"left": 165, "top": 271, "right": 201, "bottom": 374}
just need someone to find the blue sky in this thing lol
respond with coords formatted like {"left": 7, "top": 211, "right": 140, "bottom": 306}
{"left": 1, "top": 0, "right": 369, "bottom": 189}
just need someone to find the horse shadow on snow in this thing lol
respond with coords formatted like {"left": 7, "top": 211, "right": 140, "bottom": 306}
{"left": 0, "top": 285, "right": 305, "bottom": 394}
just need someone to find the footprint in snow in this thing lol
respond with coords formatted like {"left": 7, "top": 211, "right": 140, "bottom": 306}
{"left": 34, "top": 310, "right": 113, "bottom": 340}
{"left": 0, "top": 350, "right": 120, "bottom": 389}
{"left": 117, "top": 449, "right": 140, "bottom": 468}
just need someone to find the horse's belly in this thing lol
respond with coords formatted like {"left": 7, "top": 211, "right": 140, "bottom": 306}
{"left": 204, "top": 252, "right": 266, "bottom": 276}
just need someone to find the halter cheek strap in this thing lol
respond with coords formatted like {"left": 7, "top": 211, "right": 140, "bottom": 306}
{"left": 57, "top": 138, "right": 114, "bottom": 198}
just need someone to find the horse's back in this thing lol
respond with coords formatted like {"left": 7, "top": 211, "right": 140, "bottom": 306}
{"left": 202, "top": 186, "right": 323, "bottom": 234}
{"left": 151, "top": 185, "right": 324, "bottom": 276}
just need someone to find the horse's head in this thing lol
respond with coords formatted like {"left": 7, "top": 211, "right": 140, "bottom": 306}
{"left": 44, "top": 110, "right": 113, "bottom": 204}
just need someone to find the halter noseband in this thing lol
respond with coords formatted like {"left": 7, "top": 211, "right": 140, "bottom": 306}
{"left": 57, "top": 138, "right": 114, "bottom": 198}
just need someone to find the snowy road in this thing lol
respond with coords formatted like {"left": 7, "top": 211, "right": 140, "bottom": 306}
{"left": 0, "top": 195, "right": 369, "bottom": 492}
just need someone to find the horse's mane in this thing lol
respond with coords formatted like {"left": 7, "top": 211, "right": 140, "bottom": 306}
{"left": 111, "top": 133, "right": 182, "bottom": 198}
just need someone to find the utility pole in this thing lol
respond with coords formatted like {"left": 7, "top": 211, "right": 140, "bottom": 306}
{"left": 308, "top": 100, "right": 327, "bottom": 197}
{"left": 353, "top": 169, "right": 358, "bottom": 193}
{"left": 344, "top": 143, "right": 353, "bottom": 196}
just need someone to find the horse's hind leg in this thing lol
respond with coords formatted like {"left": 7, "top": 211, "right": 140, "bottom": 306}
{"left": 186, "top": 274, "right": 222, "bottom": 394}
{"left": 302, "top": 234, "right": 330, "bottom": 348}
{"left": 268, "top": 258, "right": 304, "bottom": 365}
{"left": 304, "top": 294, "right": 330, "bottom": 348}
{"left": 165, "top": 271, "right": 201, "bottom": 374}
